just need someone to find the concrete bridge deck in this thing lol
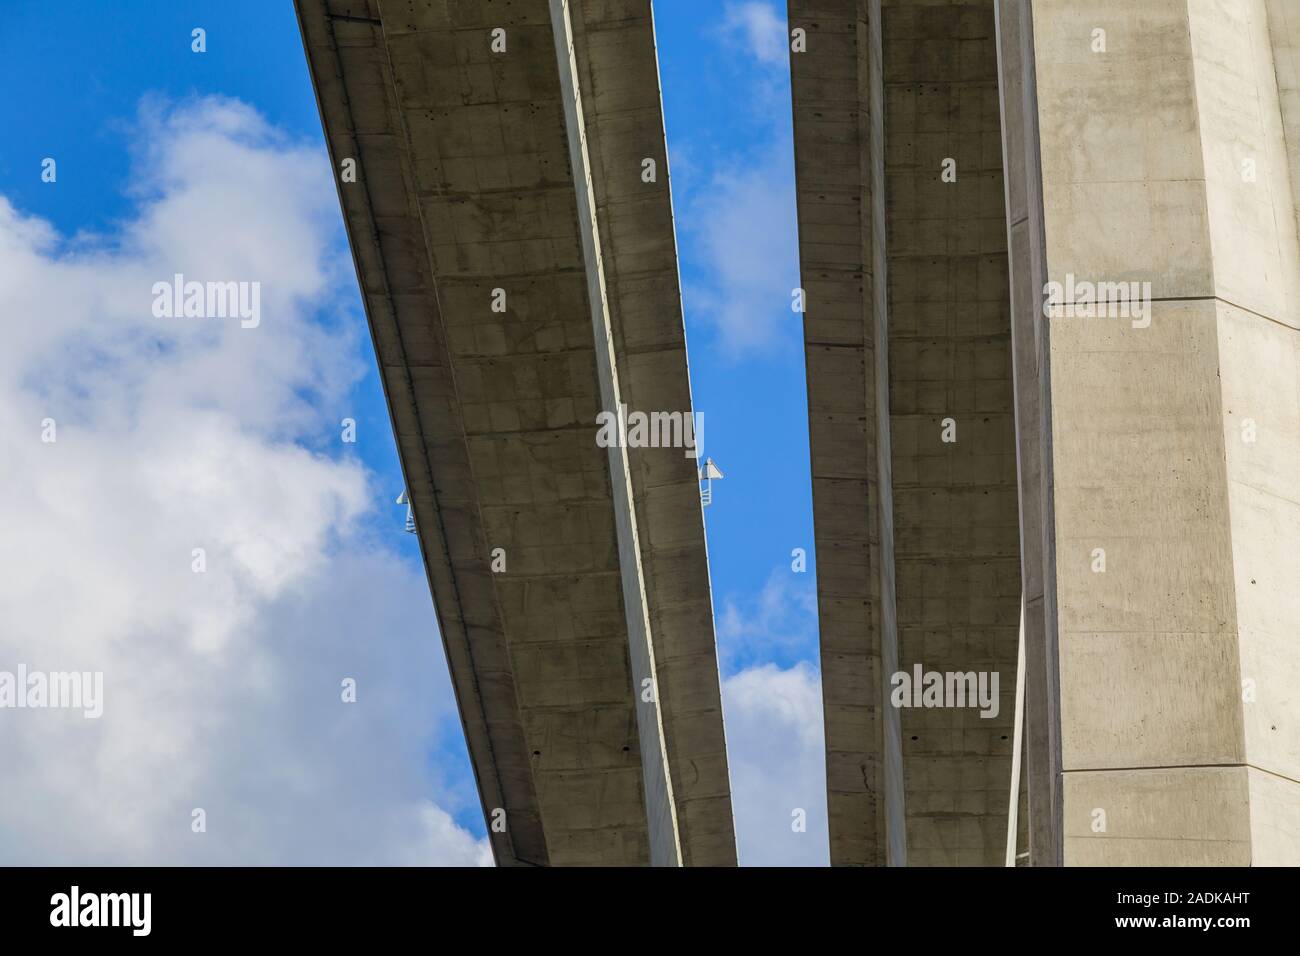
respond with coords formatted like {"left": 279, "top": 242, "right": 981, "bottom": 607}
{"left": 296, "top": 0, "right": 734, "bottom": 866}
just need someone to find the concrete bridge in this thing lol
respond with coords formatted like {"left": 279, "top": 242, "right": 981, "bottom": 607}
{"left": 295, "top": 0, "right": 735, "bottom": 867}
{"left": 790, "top": 0, "right": 1300, "bottom": 866}
{"left": 297, "top": 0, "right": 1300, "bottom": 866}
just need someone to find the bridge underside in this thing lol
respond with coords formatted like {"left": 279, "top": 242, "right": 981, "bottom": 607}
{"left": 297, "top": 0, "right": 734, "bottom": 866}
{"left": 791, "top": 0, "right": 1021, "bottom": 866}
{"left": 794, "top": 0, "right": 1300, "bottom": 866}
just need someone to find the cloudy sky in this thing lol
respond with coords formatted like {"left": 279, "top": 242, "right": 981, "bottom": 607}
{"left": 0, "top": 0, "right": 825, "bottom": 866}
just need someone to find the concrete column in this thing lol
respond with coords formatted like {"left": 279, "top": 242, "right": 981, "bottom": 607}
{"left": 1004, "top": 0, "right": 1300, "bottom": 865}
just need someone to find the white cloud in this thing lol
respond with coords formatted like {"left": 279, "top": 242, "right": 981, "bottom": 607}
{"left": 722, "top": 662, "right": 828, "bottom": 866}
{"left": 683, "top": 145, "right": 800, "bottom": 357}
{"left": 717, "top": 567, "right": 818, "bottom": 670}
{"left": 715, "top": 564, "right": 826, "bottom": 865}
{"left": 721, "top": 2, "right": 788, "bottom": 67}
{"left": 0, "top": 98, "right": 489, "bottom": 865}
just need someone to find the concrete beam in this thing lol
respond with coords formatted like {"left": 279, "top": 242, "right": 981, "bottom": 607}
{"left": 993, "top": 0, "right": 1062, "bottom": 868}
{"left": 791, "top": 0, "right": 1026, "bottom": 866}
{"left": 295, "top": 0, "right": 734, "bottom": 866}
{"left": 548, "top": 0, "right": 680, "bottom": 867}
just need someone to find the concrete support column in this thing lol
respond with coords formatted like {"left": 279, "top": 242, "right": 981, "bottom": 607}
{"left": 1002, "top": 0, "right": 1300, "bottom": 865}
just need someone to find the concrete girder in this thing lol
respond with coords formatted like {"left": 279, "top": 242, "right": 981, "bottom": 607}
{"left": 791, "top": 0, "right": 1022, "bottom": 867}
{"left": 295, "top": 0, "right": 734, "bottom": 867}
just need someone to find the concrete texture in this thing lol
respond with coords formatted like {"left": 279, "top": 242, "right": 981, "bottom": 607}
{"left": 797, "top": 0, "right": 1300, "bottom": 865}
{"left": 550, "top": 0, "right": 679, "bottom": 866}
{"left": 993, "top": 0, "right": 1062, "bottom": 867}
{"left": 293, "top": 0, "right": 1300, "bottom": 868}
{"left": 789, "top": 0, "right": 892, "bottom": 866}
{"left": 790, "top": 0, "right": 1022, "bottom": 866}
{"left": 295, "top": 0, "right": 734, "bottom": 866}
{"left": 567, "top": 1, "right": 737, "bottom": 866}
{"left": 1001, "top": 0, "right": 1300, "bottom": 864}
{"left": 881, "top": 0, "right": 1021, "bottom": 868}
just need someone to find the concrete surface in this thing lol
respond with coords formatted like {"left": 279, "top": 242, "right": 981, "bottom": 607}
{"left": 1024, "top": 0, "right": 1300, "bottom": 868}
{"left": 1004, "top": 0, "right": 1300, "bottom": 865}
{"left": 796, "top": 0, "right": 1300, "bottom": 865}
{"left": 790, "top": 0, "right": 1021, "bottom": 866}
{"left": 293, "top": 0, "right": 1300, "bottom": 867}
{"left": 295, "top": 0, "right": 734, "bottom": 867}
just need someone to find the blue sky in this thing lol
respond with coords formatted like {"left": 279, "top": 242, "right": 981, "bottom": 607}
{"left": 0, "top": 0, "right": 826, "bottom": 865}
